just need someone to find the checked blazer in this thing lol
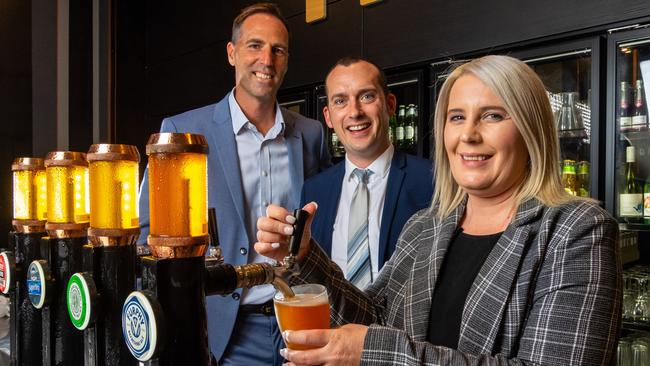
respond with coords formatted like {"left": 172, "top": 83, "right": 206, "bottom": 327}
{"left": 292, "top": 198, "right": 622, "bottom": 365}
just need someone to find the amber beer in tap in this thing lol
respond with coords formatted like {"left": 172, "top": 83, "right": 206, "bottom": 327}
{"left": 274, "top": 284, "right": 329, "bottom": 350}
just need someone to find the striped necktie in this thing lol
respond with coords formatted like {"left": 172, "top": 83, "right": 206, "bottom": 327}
{"left": 347, "top": 168, "right": 373, "bottom": 289}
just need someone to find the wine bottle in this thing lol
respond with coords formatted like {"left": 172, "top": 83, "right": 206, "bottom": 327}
{"left": 632, "top": 80, "right": 647, "bottom": 130}
{"left": 620, "top": 81, "right": 632, "bottom": 132}
{"left": 643, "top": 174, "right": 650, "bottom": 224}
{"left": 620, "top": 146, "right": 643, "bottom": 219}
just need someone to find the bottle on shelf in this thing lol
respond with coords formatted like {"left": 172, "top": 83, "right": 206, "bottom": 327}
{"left": 577, "top": 161, "right": 590, "bottom": 197}
{"left": 620, "top": 146, "right": 643, "bottom": 220}
{"left": 644, "top": 173, "right": 650, "bottom": 224}
{"left": 414, "top": 105, "right": 419, "bottom": 147}
{"left": 330, "top": 131, "right": 344, "bottom": 158}
{"left": 389, "top": 113, "right": 397, "bottom": 145}
{"left": 395, "top": 105, "right": 405, "bottom": 149}
{"left": 620, "top": 81, "right": 633, "bottom": 132}
{"left": 403, "top": 104, "right": 417, "bottom": 150}
{"left": 632, "top": 79, "right": 648, "bottom": 131}
{"left": 562, "top": 159, "right": 577, "bottom": 196}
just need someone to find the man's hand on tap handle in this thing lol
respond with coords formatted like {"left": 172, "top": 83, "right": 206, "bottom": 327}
{"left": 255, "top": 202, "right": 317, "bottom": 264}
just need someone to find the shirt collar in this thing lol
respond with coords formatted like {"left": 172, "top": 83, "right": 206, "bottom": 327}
{"left": 344, "top": 144, "right": 394, "bottom": 182}
{"left": 228, "top": 89, "right": 285, "bottom": 136}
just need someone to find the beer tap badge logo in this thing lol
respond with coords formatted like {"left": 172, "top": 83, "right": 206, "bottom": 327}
{"left": 0, "top": 252, "right": 9, "bottom": 294}
{"left": 122, "top": 291, "right": 158, "bottom": 361}
{"left": 67, "top": 273, "right": 92, "bottom": 330}
{"left": 27, "top": 261, "right": 46, "bottom": 308}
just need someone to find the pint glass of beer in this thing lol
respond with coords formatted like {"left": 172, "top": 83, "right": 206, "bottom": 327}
{"left": 273, "top": 284, "right": 330, "bottom": 350}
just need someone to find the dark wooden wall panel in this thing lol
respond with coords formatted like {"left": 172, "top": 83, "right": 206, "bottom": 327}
{"left": 68, "top": 1, "right": 93, "bottom": 152}
{"left": 146, "top": 42, "right": 232, "bottom": 120}
{"left": 146, "top": 1, "right": 228, "bottom": 63}
{"left": 363, "top": 0, "right": 650, "bottom": 68}
{"left": 114, "top": 0, "right": 147, "bottom": 172}
{"left": 282, "top": 0, "right": 362, "bottom": 89}
{"left": 0, "top": 0, "right": 32, "bottom": 233}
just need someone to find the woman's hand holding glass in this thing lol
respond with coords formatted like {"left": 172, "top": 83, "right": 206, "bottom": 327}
{"left": 255, "top": 202, "right": 317, "bottom": 264}
{"left": 279, "top": 324, "right": 368, "bottom": 366}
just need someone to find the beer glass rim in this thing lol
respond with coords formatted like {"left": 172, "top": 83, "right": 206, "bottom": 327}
{"left": 273, "top": 283, "right": 328, "bottom": 304}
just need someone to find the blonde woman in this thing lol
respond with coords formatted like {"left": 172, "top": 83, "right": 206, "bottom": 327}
{"left": 256, "top": 55, "right": 621, "bottom": 365}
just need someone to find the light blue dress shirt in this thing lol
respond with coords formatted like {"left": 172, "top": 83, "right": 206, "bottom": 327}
{"left": 228, "top": 91, "right": 291, "bottom": 305}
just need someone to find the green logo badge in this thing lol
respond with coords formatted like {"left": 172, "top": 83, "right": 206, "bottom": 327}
{"left": 67, "top": 273, "right": 91, "bottom": 330}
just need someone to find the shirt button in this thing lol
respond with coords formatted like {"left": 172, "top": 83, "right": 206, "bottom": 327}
{"left": 232, "top": 293, "right": 240, "bottom": 300}
{"left": 262, "top": 171, "right": 268, "bottom": 177}
{"left": 263, "top": 200, "right": 269, "bottom": 207}
{"left": 240, "top": 247, "right": 248, "bottom": 255}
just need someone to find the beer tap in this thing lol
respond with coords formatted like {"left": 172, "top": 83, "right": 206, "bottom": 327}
{"left": 0, "top": 157, "right": 47, "bottom": 366}
{"left": 121, "top": 132, "right": 310, "bottom": 364}
{"left": 203, "top": 208, "right": 309, "bottom": 299}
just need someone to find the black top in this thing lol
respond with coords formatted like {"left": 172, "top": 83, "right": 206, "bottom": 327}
{"left": 427, "top": 229, "right": 502, "bottom": 348}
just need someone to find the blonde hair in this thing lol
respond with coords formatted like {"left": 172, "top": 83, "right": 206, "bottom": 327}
{"left": 432, "top": 55, "right": 582, "bottom": 218}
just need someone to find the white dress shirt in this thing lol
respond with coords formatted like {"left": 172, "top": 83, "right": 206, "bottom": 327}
{"left": 228, "top": 91, "right": 291, "bottom": 305}
{"left": 331, "top": 145, "right": 394, "bottom": 282}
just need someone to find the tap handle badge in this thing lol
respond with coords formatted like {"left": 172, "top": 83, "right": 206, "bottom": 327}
{"left": 288, "top": 209, "right": 309, "bottom": 257}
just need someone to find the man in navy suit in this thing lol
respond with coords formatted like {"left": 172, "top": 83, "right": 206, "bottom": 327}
{"left": 301, "top": 57, "right": 433, "bottom": 287}
{"left": 138, "top": 3, "right": 330, "bottom": 365}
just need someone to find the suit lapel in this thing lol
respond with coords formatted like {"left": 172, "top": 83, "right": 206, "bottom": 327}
{"left": 378, "top": 151, "right": 406, "bottom": 264}
{"left": 406, "top": 200, "right": 465, "bottom": 339}
{"left": 319, "top": 163, "right": 345, "bottom": 256}
{"left": 208, "top": 99, "right": 247, "bottom": 231}
{"left": 283, "top": 111, "right": 304, "bottom": 208}
{"left": 458, "top": 199, "right": 543, "bottom": 354}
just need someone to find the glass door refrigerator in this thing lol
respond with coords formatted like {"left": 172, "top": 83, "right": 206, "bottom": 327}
{"left": 606, "top": 28, "right": 650, "bottom": 341}
{"left": 429, "top": 37, "right": 603, "bottom": 200}
{"left": 511, "top": 38, "right": 604, "bottom": 202}
{"left": 313, "top": 85, "right": 345, "bottom": 162}
{"left": 606, "top": 26, "right": 650, "bottom": 233}
{"left": 385, "top": 69, "right": 429, "bottom": 159}
{"left": 278, "top": 89, "right": 314, "bottom": 118}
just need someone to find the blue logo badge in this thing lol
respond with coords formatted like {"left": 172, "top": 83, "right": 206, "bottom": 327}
{"left": 27, "top": 261, "right": 45, "bottom": 308}
{"left": 122, "top": 292, "right": 156, "bottom": 361}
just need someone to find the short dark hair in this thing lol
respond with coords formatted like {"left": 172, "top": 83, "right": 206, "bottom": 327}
{"left": 324, "top": 56, "right": 390, "bottom": 97}
{"left": 231, "top": 3, "right": 289, "bottom": 43}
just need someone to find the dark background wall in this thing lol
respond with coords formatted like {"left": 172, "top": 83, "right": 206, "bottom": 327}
{"left": 114, "top": 0, "right": 650, "bottom": 176}
{"left": 3, "top": 0, "right": 650, "bottom": 233}
{"left": 1, "top": 0, "right": 32, "bottom": 234}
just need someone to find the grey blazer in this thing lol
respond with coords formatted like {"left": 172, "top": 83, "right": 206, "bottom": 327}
{"left": 295, "top": 198, "right": 621, "bottom": 365}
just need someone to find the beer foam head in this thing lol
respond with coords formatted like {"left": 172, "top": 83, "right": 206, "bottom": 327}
{"left": 274, "top": 284, "right": 328, "bottom": 305}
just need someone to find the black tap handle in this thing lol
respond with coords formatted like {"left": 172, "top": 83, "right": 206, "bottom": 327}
{"left": 208, "top": 208, "right": 219, "bottom": 248}
{"left": 288, "top": 209, "right": 309, "bottom": 257}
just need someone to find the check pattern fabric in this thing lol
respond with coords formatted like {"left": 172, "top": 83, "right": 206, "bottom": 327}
{"left": 347, "top": 169, "right": 373, "bottom": 289}
{"left": 292, "top": 198, "right": 622, "bottom": 365}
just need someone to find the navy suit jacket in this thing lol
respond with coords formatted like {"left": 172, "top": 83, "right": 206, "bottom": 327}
{"left": 300, "top": 150, "right": 433, "bottom": 269}
{"left": 138, "top": 93, "right": 331, "bottom": 359}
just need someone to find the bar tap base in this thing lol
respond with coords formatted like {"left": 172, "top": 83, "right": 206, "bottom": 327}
{"left": 141, "top": 255, "right": 210, "bottom": 365}
{"left": 40, "top": 236, "right": 85, "bottom": 366}
{"left": 82, "top": 244, "right": 138, "bottom": 366}
{"left": 9, "top": 231, "right": 45, "bottom": 366}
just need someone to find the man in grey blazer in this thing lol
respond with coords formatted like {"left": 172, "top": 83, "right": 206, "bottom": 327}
{"left": 137, "top": 3, "right": 330, "bottom": 365}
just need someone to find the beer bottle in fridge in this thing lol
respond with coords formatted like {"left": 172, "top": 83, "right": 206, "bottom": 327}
{"left": 403, "top": 104, "right": 416, "bottom": 150}
{"left": 577, "top": 161, "right": 590, "bottom": 197}
{"left": 395, "top": 105, "right": 405, "bottom": 149}
{"left": 389, "top": 114, "right": 397, "bottom": 145}
{"left": 561, "top": 160, "right": 577, "bottom": 196}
